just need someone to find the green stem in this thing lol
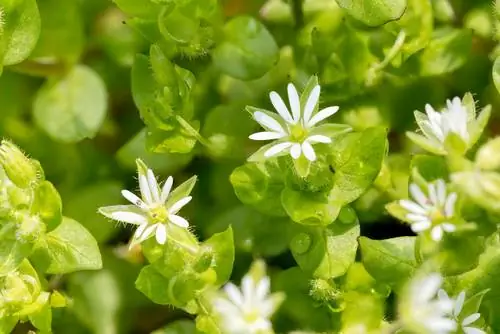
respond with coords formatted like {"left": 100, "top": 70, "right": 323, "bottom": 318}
{"left": 366, "top": 30, "right": 406, "bottom": 86}
{"left": 9, "top": 60, "right": 69, "bottom": 77}
{"left": 291, "top": 0, "right": 304, "bottom": 29}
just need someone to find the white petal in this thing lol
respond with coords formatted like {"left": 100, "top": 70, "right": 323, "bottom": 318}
{"left": 462, "top": 313, "right": 480, "bottom": 326}
{"left": 400, "top": 199, "right": 428, "bottom": 215}
{"left": 307, "top": 106, "right": 339, "bottom": 127}
{"left": 169, "top": 214, "right": 189, "bottom": 228}
{"left": 427, "top": 318, "right": 457, "bottom": 332}
{"left": 420, "top": 274, "right": 442, "bottom": 302}
{"left": 444, "top": 192, "right": 457, "bottom": 217}
{"left": 155, "top": 224, "right": 167, "bottom": 244}
{"left": 255, "top": 277, "right": 270, "bottom": 300}
{"left": 287, "top": 83, "right": 301, "bottom": 122}
{"left": 431, "top": 226, "right": 444, "bottom": 241}
{"left": 224, "top": 283, "right": 244, "bottom": 306}
{"left": 306, "top": 135, "right": 331, "bottom": 143}
{"left": 147, "top": 169, "right": 160, "bottom": 202}
{"left": 441, "top": 223, "right": 456, "bottom": 232}
{"left": 161, "top": 176, "right": 174, "bottom": 203}
{"left": 241, "top": 275, "right": 254, "bottom": 302}
{"left": 409, "top": 184, "right": 429, "bottom": 208}
{"left": 463, "top": 327, "right": 486, "bottom": 334}
{"left": 437, "top": 289, "right": 449, "bottom": 301}
{"left": 411, "top": 220, "right": 432, "bottom": 232}
{"left": 407, "top": 213, "right": 430, "bottom": 223}
{"left": 140, "top": 224, "right": 157, "bottom": 243}
{"left": 428, "top": 183, "right": 438, "bottom": 205}
{"left": 436, "top": 179, "right": 447, "bottom": 206}
{"left": 169, "top": 196, "right": 192, "bottom": 214}
{"left": 121, "top": 190, "right": 146, "bottom": 209}
{"left": 301, "top": 141, "right": 316, "bottom": 161}
{"left": 133, "top": 223, "right": 148, "bottom": 240}
{"left": 454, "top": 291, "right": 466, "bottom": 316}
{"left": 249, "top": 131, "right": 286, "bottom": 140}
{"left": 253, "top": 111, "right": 286, "bottom": 133}
{"left": 264, "top": 142, "right": 293, "bottom": 157}
{"left": 290, "top": 143, "right": 302, "bottom": 159}
{"left": 110, "top": 212, "right": 148, "bottom": 225}
{"left": 139, "top": 175, "right": 153, "bottom": 205}
{"left": 302, "top": 85, "right": 321, "bottom": 124}
{"left": 270, "top": 91, "right": 294, "bottom": 123}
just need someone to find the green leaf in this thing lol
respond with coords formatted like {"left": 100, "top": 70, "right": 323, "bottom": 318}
{"left": 476, "top": 137, "right": 500, "bottom": 170}
{"left": 230, "top": 161, "right": 286, "bottom": 216}
{"left": 281, "top": 188, "right": 341, "bottom": 226}
{"left": 1, "top": 0, "right": 41, "bottom": 66}
{"left": 31, "top": 180, "right": 62, "bottom": 231}
{"left": 436, "top": 235, "right": 485, "bottom": 276}
{"left": 113, "top": 0, "right": 161, "bottom": 19}
{"left": 359, "top": 236, "right": 417, "bottom": 291}
{"left": 328, "top": 127, "right": 387, "bottom": 206}
{"left": 493, "top": 56, "right": 500, "bottom": 95}
{"left": 153, "top": 320, "right": 199, "bottom": 334}
{"left": 166, "top": 175, "right": 197, "bottom": 208}
{"left": 31, "top": 217, "right": 102, "bottom": 274}
{"left": 202, "top": 226, "right": 234, "bottom": 285}
{"left": 196, "top": 314, "right": 222, "bottom": 334}
{"left": 289, "top": 221, "right": 360, "bottom": 279}
{"left": 419, "top": 28, "right": 472, "bottom": 76}
{"left": 28, "top": 297, "right": 52, "bottom": 333}
{"left": 0, "top": 317, "right": 18, "bottom": 334}
{"left": 0, "top": 222, "right": 34, "bottom": 275}
{"left": 335, "top": 0, "right": 407, "bottom": 27}
{"left": 213, "top": 16, "right": 279, "bottom": 80}
{"left": 33, "top": 65, "right": 108, "bottom": 143}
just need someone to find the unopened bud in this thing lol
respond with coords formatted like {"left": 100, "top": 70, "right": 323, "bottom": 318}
{"left": 309, "top": 278, "right": 340, "bottom": 302}
{"left": 0, "top": 140, "right": 40, "bottom": 188}
{"left": 476, "top": 137, "right": 500, "bottom": 170}
{"left": 194, "top": 246, "right": 214, "bottom": 273}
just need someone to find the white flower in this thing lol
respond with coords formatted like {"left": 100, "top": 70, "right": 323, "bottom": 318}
{"left": 249, "top": 83, "right": 343, "bottom": 162}
{"left": 415, "top": 97, "right": 470, "bottom": 149}
{"left": 213, "top": 273, "right": 282, "bottom": 334}
{"left": 99, "top": 164, "right": 192, "bottom": 248}
{"left": 399, "top": 179, "right": 458, "bottom": 241}
{"left": 438, "top": 290, "right": 486, "bottom": 334}
{"left": 400, "top": 273, "right": 456, "bottom": 334}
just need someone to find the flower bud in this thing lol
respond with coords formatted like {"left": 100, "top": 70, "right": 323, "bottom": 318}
{"left": 0, "top": 140, "right": 40, "bottom": 189}
{"left": 476, "top": 137, "right": 500, "bottom": 170}
{"left": 309, "top": 278, "right": 340, "bottom": 302}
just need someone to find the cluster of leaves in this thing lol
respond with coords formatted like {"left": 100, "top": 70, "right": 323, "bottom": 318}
{"left": 3, "top": 0, "right": 500, "bottom": 333}
{"left": 0, "top": 141, "right": 101, "bottom": 333}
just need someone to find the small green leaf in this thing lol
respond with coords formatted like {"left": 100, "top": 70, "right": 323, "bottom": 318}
{"left": 335, "top": 0, "right": 407, "bottom": 27}
{"left": 360, "top": 236, "right": 417, "bottom": 291}
{"left": 437, "top": 235, "right": 485, "bottom": 276}
{"left": 28, "top": 296, "right": 52, "bottom": 333}
{"left": 290, "top": 221, "right": 360, "bottom": 279}
{"left": 281, "top": 188, "right": 341, "bottom": 226}
{"left": 202, "top": 226, "right": 234, "bottom": 285}
{"left": 0, "top": 222, "right": 34, "bottom": 275}
{"left": 1, "top": 0, "right": 41, "bottom": 66}
{"left": 0, "top": 317, "right": 18, "bottom": 334}
{"left": 31, "top": 180, "right": 62, "bottom": 231}
{"left": 419, "top": 28, "right": 472, "bottom": 76}
{"left": 213, "top": 16, "right": 279, "bottom": 80}
{"left": 153, "top": 320, "right": 199, "bottom": 334}
{"left": 33, "top": 65, "right": 108, "bottom": 143}
{"left": 166, "top": 175, "right": 197, "bottom": 208}
{"left": 410, "top": 155, "right": 448, "bottom": 181}
{"left": 31, "top": 217, "right": 102, "bottom": 274}
{"left": 196, "top": 314, "right": 223, "bottom": 334}
{"left": 328, "top": 127, "right": 387, "bottom": 206}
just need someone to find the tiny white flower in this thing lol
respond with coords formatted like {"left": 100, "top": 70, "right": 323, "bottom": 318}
{"left": 399, "top": 179, "right": 458, "bottom": 241}
{"left": 249, "top": 82, "right": 343, "bottom": 162}
{"left": 438, "top": 290, "right": 486, "bottom": 334}
{"left": 213, "top": 272, "right": 282, "bottom": 334}
{"left": 400, "top": 273, "right": 456, "bottom": 334}
{"left": 99, "top": 164, "right": 192, "bottom": 248}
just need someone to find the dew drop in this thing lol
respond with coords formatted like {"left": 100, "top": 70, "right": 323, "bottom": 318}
{"left": 291, "top": 232, "right": 312, "bottom": 254}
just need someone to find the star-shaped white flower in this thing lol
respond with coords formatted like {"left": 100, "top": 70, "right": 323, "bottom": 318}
{"left": 422, "top": 97, "right": 469, "bottom": 145}
{"left": 399, "top": 179, "right": 458, "bottom": 241}
{"left": 400, "top": 273, "right": 456, "bottom": 334}
{"left": 213, "top": 272, "right": 283, "bottom": 334}
{"left": 438, "top": 290, "right": 486, "bottom": 334}
{"left": 99, "top": 162, "right": 192, "bottom": 248}
{"left": 249, "top": 82, "right": 346, "bottom": 162}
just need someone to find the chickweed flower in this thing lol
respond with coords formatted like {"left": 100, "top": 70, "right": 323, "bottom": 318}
{"left": 213, "top": 261, "right": 284, "bottom": 334}
{"left": 400, "top": 273, "right": 456, "bottom": 334}
{"left": 248, "top": 81, "right": 350, "bottom": 162}
{"left": 400, "top": 179, "right": 458, "bottom": 241}
{"left": 408, "top": 94, "right": 490, "bottom": 155}
{"left": 99, "top": 159, "right": 193, "bottom": 249}
{"left": 438, "top": 290, "right": 486, "bottom": 334}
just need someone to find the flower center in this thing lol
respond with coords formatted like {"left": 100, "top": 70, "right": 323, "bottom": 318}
{"left": 149, "top": 205, "right": 168, "bottom": 223}
{"left": 244, "top": 308, "right": 260, "bottom": 323}
{"left": 290, "top": 124, "right": 308, "bottom": 142}
{"left": 429, "top": 208, "right": 446, "bottom": 222}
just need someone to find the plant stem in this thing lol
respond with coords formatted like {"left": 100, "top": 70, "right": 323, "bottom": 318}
{"left": 291, "top": 0, "right": 304, "bottom": 29}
